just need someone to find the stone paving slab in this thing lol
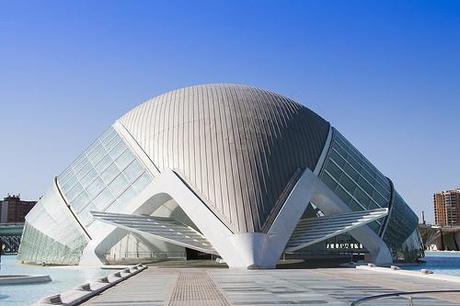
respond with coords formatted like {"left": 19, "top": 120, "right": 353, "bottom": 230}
{"left": 82, "top": 269, "right": 177, "bottom": 306}
{"left": 82, "top": 267, "right": 460, "bottom": 306}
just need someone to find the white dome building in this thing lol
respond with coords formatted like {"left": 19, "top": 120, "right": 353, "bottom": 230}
{"left": 18, "top": 84, "right": 423, "bottom": 268}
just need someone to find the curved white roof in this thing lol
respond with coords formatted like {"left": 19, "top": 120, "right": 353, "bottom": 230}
{"left": 119, "top": 84, "right": 330, "bottom": 233}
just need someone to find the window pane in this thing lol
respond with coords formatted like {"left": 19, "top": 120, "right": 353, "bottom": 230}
{"left": 358, "top": 176, "right": 373, "bottom": 196}
{"left": 326, "top": 161, "right": 342, "bottom": 179}
{"left": 339, "top": 173, "right": 355, "bottom": 193}
{"left": 349, "top": 199, "right": 363, "bottom": 211}
{"left": 60, "top": 177, "right": 77, "bottom": 194}
{"left": 115, "top": 150, "right": 134, "bottom": 171}
{"left": 104, "top": 133, "right": 121, "bottom": 151}
{"left": 66, "top": 183, "right": 83, "bottom": 202}
{"left": 368, "top": 221, "right": 381, "bottom": 233}
{"left": 86, "top": 177, "right": 105, "bottom": 199}
{"left": 72, "top": 191, "right": 90, "bottom": 212}
{"left": 321, "top": 172, "right": 337, "bottom": 190}
{"left": 333, "top": 143, "right": 347, "bottom": 159}
{"left": 94, "top": 155, "right": 113, "bottom": 174}
{"left": 109, "top": 142, "right": 126, "bottom": 160}
{"left": 109, "top": 174, "right": 129, "bottom": 198}
{"left": 87, "top": 143, "right": 106, "bottom": 166}
{"left": 101, "top": 163, "right": 119, "bottom": 184}
{"left": 123, "top": 160, "right": 144, "bottom": 183}
{"left": 93, "top": 189, "right": 114, "bottom": 211}
{"left": 132, "top": 172, "right": 151, "bottom": 193}
{"left": 330, "top": 149, "right": 345, "bottom": 167}
{"left": 80, "top": 169, "right": 97, "bottom": 189}
{"left": 100, "top": 127, "right": 116, "bottom": 143}
{"left": 335, "top": 185, "right": 351, "bottom": 204}
{"left": 113, "top": 187, "right": 137, "bottom": 210}
{"left": 354, "top": 188, "right": 369, "bottom": 209}
{"left": 72, "top": 155, "right": 88, "bottom": 174}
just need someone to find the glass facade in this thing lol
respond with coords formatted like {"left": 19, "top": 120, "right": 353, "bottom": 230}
{"left": 19, "top": 126, "right": 154, "bottom": 265}
{"left": 18, "top": 222, "right": 87, "bottom": 265}
{"left": 57, "top": 127, "right": 153, "bottom": 227}
{"left": 382, "top": 191, "right": 421, "bottom": 258}
{"left": 18, "top": 184, "right": 89, "bottom": 265}
{"left": 318, "top": 128, "right": 392, "bottom": 234}
{"left": 315, "top": 128, "right": 422, "bottom": 261}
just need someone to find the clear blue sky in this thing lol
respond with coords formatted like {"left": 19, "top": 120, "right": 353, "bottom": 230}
{"left": 1, "top": 0, "right": 459, "bottom": 223}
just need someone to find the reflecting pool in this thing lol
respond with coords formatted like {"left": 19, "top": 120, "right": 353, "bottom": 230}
{"left": 402, "top": 251, "right": 460, "bottom": 276}
{"left": 0, "top": 255, "right": 111, "bottom": 306}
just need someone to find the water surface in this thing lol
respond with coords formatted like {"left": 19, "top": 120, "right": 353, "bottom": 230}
{"left": 0, "top": 255, "right": 111, "bottom": 306}
{"left": 402, "top": 251, "right": 460, "bottom": 276}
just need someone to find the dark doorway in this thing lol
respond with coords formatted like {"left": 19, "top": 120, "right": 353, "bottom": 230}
{"left": 185, "top": 248, "right": 212, "bottom": 260}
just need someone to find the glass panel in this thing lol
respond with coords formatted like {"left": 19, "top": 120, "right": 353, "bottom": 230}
{"left": 318, "top": 129, "right": 394, "bottom": 236}
{"left": 354, "top": 185, "right": 370, "bottom": 209}
{"left": 330, "top": 149, "right": 345, "bottom": 167}
{"left": 94, "top": 155, "right": 113, "bottom": 174}
{"left": 343, "top": 162, "right": 359, "bottom": 182}
{"left": 108, "top": 174, "right": 129, "bottom": 198}
{"left": 59, "top": 168, "right": 74, "bottom": 186}
{"left": 66, "top": 183, "right": 83, "bottom": 202}
{"left": 72, "top": 155, "right": 88, "bottom": 174}
{"left": 80, "top": 168, "right": 97, "bottom": 189}
{"left": 332, "top": 141, "right": 347, "bottom": 157}
{"left": 104, "top": 132, "right": 121, "bottom": 150}
{"left": 86, "top": 177, "right": 105, "bottom": 199}
{"left": 335, "top": 185, "right": 351, "bottom": 204}
{"left": 358, "top": 176, "right": 373, "bottom": 196}
{"left": 101, "top": 163, "right": 119, "bottom": 184}
{"left": 132, "top": 172, "right": 151, "bottom": 193}
{"left": 368, "top": 221, "right": 381, "bottom": 232}
{"left": 87, "top": 143, "right": 106, "bottom": 166}
{"left": 79, "top": 209, "right": 93, "bottom": 226}
{"left": 373, "top": 192, "right": 388, "bottom": 207}
{"left": 76, "top": 159, "right": 93, "bottom": 179}
{"left": 321, "top": 172, "right": 337, "bottom": 190}
{"left": 115, "top": 150, "right": 134, "bottom": 171}
{"left": 55, "top": 127, "right": 154, "bottom": 237}
{"left": 60, "top": 177, "right": 77, "bottom": 194}
{"left": 123, "top": 160, "right": 144, "bottom": 183}
{"left": 109, "top": 141, "right": 126, "bottom": 160}
{"left": 326, "top": 160, "right": 342, "bottom": 179}
{"left": 349, "top": 199, "right": 363, "bottom": 211}
{"left": 72, "top": 191, "right": 90, "bottom": 212}
{"left": 99, "top": 127, "right": 115, "bottom": 143}
{"left": 93, "top": 189, "right": 114, "bottom": 211}
{"left": 339, "top": 173, "right": 355, "bottom": 193}
{"left": 113, "top": 186, "right": 137, "bottom": 209}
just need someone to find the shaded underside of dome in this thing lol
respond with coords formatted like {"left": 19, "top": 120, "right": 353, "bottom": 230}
{"left": 119, "top": 84, "right": 330, "bottom": 233}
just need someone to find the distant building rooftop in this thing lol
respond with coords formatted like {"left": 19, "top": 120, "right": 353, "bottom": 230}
{"left": 0, "top": 194, "right": 36, "bottom": 223}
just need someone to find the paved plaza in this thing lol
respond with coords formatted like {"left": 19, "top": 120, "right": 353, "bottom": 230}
{"left": 81, "top": 265, "right": 460, "bottom": 306}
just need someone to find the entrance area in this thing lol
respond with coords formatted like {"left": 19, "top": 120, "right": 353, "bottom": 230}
{"left": 185, "top": 248, "right": 212, "bottom": 260}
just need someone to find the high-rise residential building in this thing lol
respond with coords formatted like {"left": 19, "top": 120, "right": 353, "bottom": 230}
{"left": 0, "top": 195, "right": 36, "bottom": 223}
{"left": 434, "top": 188, "right": 460, "bottom": 226}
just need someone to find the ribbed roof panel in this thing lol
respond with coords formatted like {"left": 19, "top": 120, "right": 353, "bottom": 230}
{"left": 120, "top": 84, "right": 330, "bottom": 233}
